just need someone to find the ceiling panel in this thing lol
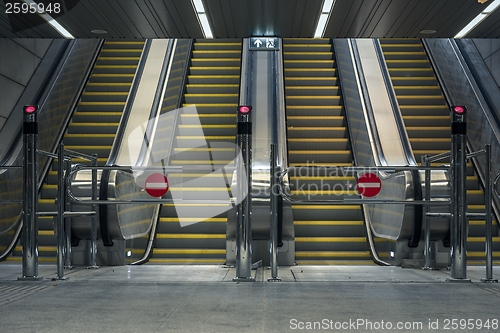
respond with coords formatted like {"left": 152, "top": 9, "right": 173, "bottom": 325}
{"left": 0, "top": 0, "right": 499, "bottom": 39}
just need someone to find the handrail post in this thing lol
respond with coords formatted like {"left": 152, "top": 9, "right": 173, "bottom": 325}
{"left": 54, "top": 143, "right": 67, "bottom": 280}
{"left": 64, "top": 158, "right": 73, "bottom": 268}
{"left": 19, "top": 105, "right": 42, "bottom": 281}
{"left": 233, "top": 104, "right": 254, "bottom": 282}
{"left": 268, "top": 144, "right": 281, "bottom": 281}
{"left": 449, "top": 106, "right": 469, "bottom": 282}
{"left": 481, "top": 144, "right": 497, "bottom": 282}
{"left": 87, "top": 154, "right": 99, "bottom": 269}
{"left": 422, "top": 155, "right": 434, "bottom": 270}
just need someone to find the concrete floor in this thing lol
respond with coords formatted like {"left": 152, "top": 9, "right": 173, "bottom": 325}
{"left": 1, "top": 264, "right": 500, "bottom": 332}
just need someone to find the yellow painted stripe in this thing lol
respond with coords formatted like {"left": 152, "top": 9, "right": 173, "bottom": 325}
{"left": 287, "top": 116, "right": 343, "bottom": 120}
{"left": 101, "top": 49, "right": 142, "bottom": 53}
{"left": 289, "top": 150, "right": 350, "bottom": 155}
{"left": 194, "top": 42, "right": 241, "bottom": 46}
{"left": 468, "top": 237, "right": 500, "bottom": 242}
{"left": 286, "top": 86, "right": 337, "bottom": 90}
{"left": 397, "top": 95, "right": 443, "bottom": 99}
{"left": 91, "top": 74, "right": 135, "bottom": 78}
{"left": 153, "top": 249, "right": 225, "bottom": 255}
{"left": 294, "top": 220, "right": 363, "bottom": 226}
{"left": 404, "top": 115, "right": 450, "bottom": 120}
{"left": 182, "top": 103, "right": 238, "bottom": 107}
{"left": 400, "top": 105, "right": 448, "bottom": 109}
{"left": 190, "top": 67, "right": 240, "bottom": 70}
{"left": 184, "top": 94, "right": 238, "bottom": 97}
{"left": 383, "top": 51, "right": 426, "bottom": 55}
{"left": 177, "top": 136, "right": 235, "bottom": 140}
{"left": 97, "top": 57, "right": 140, "bottom": 61}
{"left": 69, "top": 122, "right": 119, "bottom": 126}
{"left": 192, "top": 59, "right": 240, "bottom": 63}
{"left": 469, "top": 220, "right": 497, "bottom": 225}
{"left": 285, "top": 77, "right": 336, "bottom": 80}
{"left": 288, "top": 138, "right": 348, "bottom": 143}
{"left": 296, "top": 237, "right": 366, "bottom": 243}
{"left": 293, "top": 205, "right": 360, "bottom": 210}
{"left": 295, "top": 251, "right": 370, "bottom": 258}
{"left": 467, "top": 251, "right": 500, "bottom": 257}
{"left": 285, "top": 68, "right": 335, "bottom": 72}
{"left": 406, "top": 126, "right": 449, "bottom": 131}
{"left": 148, "top": 258, "right": 225, "bottom": 263}
{"left": 156, "top": 233, "right": 225, "bottom": 239}
{"left": 287, "top": 105, "right": 342, "bottom": 109}
{"left": 94, "top": 65, "right": 138, "bottom": 69}
{"left": 82, "top": 92, "right": 129, "bottom": 96}
{"left": 188, "top": 75, "right": 239, "bottom": 79}
{"left": 74, "top": 111, "right": 123, "bottom": 116}
{"left": 86, "top": 83, "right": 132, "bottom": 87}
{"left": 288, "top": 126, "right": 346, "bottom": 131}
{"left": 77, "top": 102, "right": 126, "bottom": 106}
{"left": 186, "top": 84, "right": 239, "bottom": 88}
{"left": 284, "top": 52, "right": 332, "bottom": 55}
{"left": 65, "top": 134, "right": 116, "bottom": 138}
{"left": 160, "top": 217, "right": 226, "bottom": 222}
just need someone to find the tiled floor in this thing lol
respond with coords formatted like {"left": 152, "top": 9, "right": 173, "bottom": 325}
{"left": 1, "top": 264, "right": 500, "bottom": 332}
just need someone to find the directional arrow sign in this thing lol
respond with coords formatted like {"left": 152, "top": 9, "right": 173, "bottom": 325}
{"left": 249, "top": 37, "right": 279, "bottom": 50}
{"left": 356, "top": 173, "right": 382, "bottom": 197}
{"left": 145, "top": 173, "right": 169, "bottom": 197}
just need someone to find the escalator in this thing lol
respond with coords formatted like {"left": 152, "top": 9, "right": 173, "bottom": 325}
{"left": 148, "top": 39, "right": 241, "bottom": 264}
{"left": 7, "top": 40, "right": 145, "bottom": 262}
{"left": 380, "top": 38, "right": 499, "bottom": 265}
{"left": 283, "top": 38, "right": 373, "bottom": 265}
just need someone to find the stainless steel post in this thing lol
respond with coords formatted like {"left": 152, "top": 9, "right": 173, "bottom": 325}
{"left": 481, "top": 144, "right": 497, "bottom": 282}
{"left": 54, "top": 143, "right": 67, "bottom": 280}
{"left": 88, "top": 154, "right": 99, "bottom": 269}
{"left": 64, "top": 159, "right": 73, "bottom": 268}
{"left": 234, "top": 106, "right": 253, "bottom": 281}
{"left": 19, "top": 105, "right": 42, "bottom": 281}
{"left": 422, "top": 155, "right": 433, "bottom": 270}
{"left": 268, "top": 144, "right": 281, "bottom": 281}
{"left": 449, "top": 106, "right": 469, "bottom": 281}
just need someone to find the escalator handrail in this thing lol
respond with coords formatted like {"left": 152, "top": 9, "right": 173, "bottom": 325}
{"left": 0, "top": 39, "right": 104, "bottom": 261}
{"left": 373, "top": 39, "right": 423, "bottom": 248}
{"left": 132, "top": 39, "right": 194, "bottom": 264}
{"left": 99, "top": 39, "right": 153, "bottom": 246}
{"left": 422, "top": 38, "right": 500, "bottom": 229}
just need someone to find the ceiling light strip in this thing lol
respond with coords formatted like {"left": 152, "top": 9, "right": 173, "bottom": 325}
{"left": 455, "top": 0, "right": 500, "bottom": 38}
{"left": 192, "top": 0, "right": 213, "bottom": 38}
{"left": 22, "top": 0, "right": 74, "bottom": 39}
{"left": 314, "top": 0, "right": 336, "bottom": 38}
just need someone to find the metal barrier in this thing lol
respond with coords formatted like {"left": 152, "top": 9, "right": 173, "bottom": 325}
{"left": 277, "top": 142, "right": 497, "bottom": 282}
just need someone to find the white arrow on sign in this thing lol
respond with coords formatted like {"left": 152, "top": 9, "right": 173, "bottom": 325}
{"left": 254, "top": 39, "right": 263, "bottom": 47}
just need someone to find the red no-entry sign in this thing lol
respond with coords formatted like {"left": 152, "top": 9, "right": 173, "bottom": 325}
{"left": 145, "top": 173, "right": 169, "bottom": 197}
{"left": 356, "top": 172, "right": 382, "bottom": 197}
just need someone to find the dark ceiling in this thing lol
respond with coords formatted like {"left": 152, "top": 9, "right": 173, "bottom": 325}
{"left": 1, "top": 0, "right": 499, "bottom": 39}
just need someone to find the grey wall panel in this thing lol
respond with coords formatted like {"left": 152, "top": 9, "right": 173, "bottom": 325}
{"left": 12, "top": 38, "right": 52, "bottom": 58}
{"left": 0, "top": 75, "right": 23, "bottom": 118}
{"left": 0, "top": 39, "right": 42, "bottom": 86}
{"left": 471, "top": 39, "right": 500, "bottom": 90}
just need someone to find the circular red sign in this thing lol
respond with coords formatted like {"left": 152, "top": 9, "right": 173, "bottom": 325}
{"left": 145, "top": 173, "right": 169, "bottom": 197}
{"left": 356, "top": 172, "right": 382, "bottom": 197}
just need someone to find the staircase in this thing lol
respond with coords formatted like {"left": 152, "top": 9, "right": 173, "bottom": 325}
{"left": 148, "top": 39, "right": 242, "bottom": 264}
{"left": 8, "top": 40, "right": 145, "bottom": 262}
{"left": 283, "top": 38, "right": 374, "bottom": 265}
{"left": 380, "top": 38, "right": 500, "bottom": 265}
